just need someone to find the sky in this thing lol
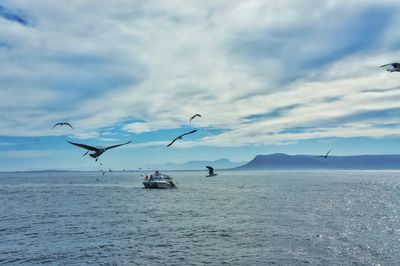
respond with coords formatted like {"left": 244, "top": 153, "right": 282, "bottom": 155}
{"left": 1, "top": 0, "right": 400, "bottom": 171}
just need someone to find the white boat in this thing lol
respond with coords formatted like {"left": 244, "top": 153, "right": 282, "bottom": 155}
{"left": 142, "top": 171, "right": 176, "bottom": 189}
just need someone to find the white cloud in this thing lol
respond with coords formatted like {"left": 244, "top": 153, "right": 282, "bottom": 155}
{"left": 1, "top": 0, "right": 400, "bottom": 148}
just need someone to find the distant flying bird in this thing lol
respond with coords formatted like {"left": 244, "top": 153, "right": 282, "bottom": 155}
{"left": 53, "top": 122, "right": 73, "bottom": 129}
{"left": 320, "top": 149, "right": 332, "bottom": 158}
{"left": 167, "top": 130, "right": 197, "bottom": 147}
{"left": 380, "top": 63, "right": 400, "bottom": 72}
{"left": 206, "top": 166, "right": 217, "bottom": 177}
{"left": 190, "top": 114, "right": 202, "bottom": 122}
{"left": 99, "top": 170, "right": 106, "bottom": 176}
{"left": 67, "top": 140, "right": 132, "bottom": 161}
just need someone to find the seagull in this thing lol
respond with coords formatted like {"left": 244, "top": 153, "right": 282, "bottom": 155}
{"left": 380, "top": 63, "right": 400, "bottom": 72}
{"left": 67, "top": 140, "right": 132, "bottom": 161}
{"left": 53, "top": 122, "right": 73, "bottom": 129}
{"left": 190, "top": 114, "right": 202, "bottom": 122}
{"left": 167, "top": 130, "right": 197, "bottom": 147}
{"left": 206, "top": 166, "right": 217, "bottom": 177}
{"left": 320, "top": 149, "right": 332, "bottom": 158}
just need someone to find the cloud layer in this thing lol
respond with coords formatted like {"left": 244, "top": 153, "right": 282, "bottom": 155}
{"left": 1, "top": 0, "right": 400, "bottom": 148}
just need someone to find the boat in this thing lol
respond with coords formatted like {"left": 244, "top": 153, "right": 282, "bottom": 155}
{"left": 205, "top": 166, "right": 218, "bottom": 177}
{"left": 142, "top": 171, "right": 177, "bottom": 189}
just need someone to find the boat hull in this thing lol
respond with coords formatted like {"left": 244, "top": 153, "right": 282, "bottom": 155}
{"left": 143, "top": 180, "right": 176, "bottom": 189}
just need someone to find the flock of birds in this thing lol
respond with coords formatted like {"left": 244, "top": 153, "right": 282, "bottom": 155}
{"left": 51, "top": 62, "right": 399, "bottom": 173}
{"left": 53, "top": 113, "right": 203, "bottom": 174}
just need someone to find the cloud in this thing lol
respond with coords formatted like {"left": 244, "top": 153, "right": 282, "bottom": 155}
{"left": 0, "top": 5, "right": 28, "bottom": 25}
{"left": 2, "top": 0, "right": 400, "bottom": 149}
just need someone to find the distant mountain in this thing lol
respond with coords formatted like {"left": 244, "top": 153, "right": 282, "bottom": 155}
{"left": 235, "top": 153, "right": 400, "bottom": 170}
{"left": 145, "top": 159, "right": 246, "bottom": 170}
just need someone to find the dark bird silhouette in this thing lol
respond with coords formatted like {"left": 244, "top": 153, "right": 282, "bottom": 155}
{"left": 190, "top": 114, "right": 202, "bottom": 122}
{"left": 99, "top": 170, "right": 106, "bottom": 176}
{"left": 320, "top": 149, "right": 332, "bottom": 158}
{"left": 380, "top": 63, "right": 400, "bottom": 72}
{"left": 67, "top": 140, "right": 132, "bottom": 161}
{"left": 53, "top": 122, "right": 73, "bottom": 129}
{"left": 167, "top": 130, "right": 197, "bottom": 147}
{"left": 206, "top": 166, "right": 217, "bottom": 177}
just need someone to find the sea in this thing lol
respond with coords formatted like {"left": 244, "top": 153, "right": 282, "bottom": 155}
{"left": 0, "top": 170, "right": 399, "bottom": 265}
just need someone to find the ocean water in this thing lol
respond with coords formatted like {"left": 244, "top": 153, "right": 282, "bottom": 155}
{"left": 1, "top": 170, "right": 400, "bottom": 265}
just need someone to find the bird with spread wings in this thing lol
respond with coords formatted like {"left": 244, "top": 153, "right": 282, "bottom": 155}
{"left": 167, "top": 130, "right": 197, "bottom": 147}
{"left": 189, "top": 114, "right": 202, "bottom": 122}
{"left": 67, "top": 140, "right": 132, "bottom": 161}
{"left": 53, "top": 122, "right": 74, "bottom": 129}
{"left": 319, "top": 149, "right": 332, "bottom": 158}
{"left": 380, "top": 62, "right": 400, "bottom": 72}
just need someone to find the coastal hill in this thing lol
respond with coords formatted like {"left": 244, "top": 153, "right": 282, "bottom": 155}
{"left": 234, "top": 153, "right": 400, "bottom": 170}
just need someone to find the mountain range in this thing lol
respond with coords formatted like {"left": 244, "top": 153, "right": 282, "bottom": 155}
{"left": 235, "top": 153, "right": 400, "bottom": 170}
{"left": 144, "top": 159, "right": 246, "bottom": 171}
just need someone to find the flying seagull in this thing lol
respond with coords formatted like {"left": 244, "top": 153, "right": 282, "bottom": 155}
{"left": 190, "top": 114, "right": 202, "bottom": 122}
{"left": 67, "top": 140, "right": 132, "bottom": 161}
{"left": 380, "top": 63, "right": 400, "bottom": 72}
{"left": 206, "top": 166, "right": 217, "bottom": 177}
{"left": 53, "top": 122, "right": 73, "bottom": 129}
{"left": 167, "top": 130, "right": 197, "bottom": 147}
{"left": 320, "top": 149, "right": 332, "bottom": 158}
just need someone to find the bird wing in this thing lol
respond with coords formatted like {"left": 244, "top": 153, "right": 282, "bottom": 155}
{"left": 181, "top": 129, "right": 198, "bottom": 137}
{"left": 326, "top": 149, "right": 332, "bottom": 156}
{"left": 380, "top": 63, "right": 395, "bottom": 67}
{"left": 105, "top": 141, "right": 132, "bottom": 151}
{"left": 65, "top": 123, "right": 74, "bottom": 129}
{"left": 190, "top": 114, "right": 201, "bottom": 122}
{"left": 53, "top": 123, "right": 61, "bottom": 128}
{"left": 67, "top": 140, "right": 98, "bottom": 151}
{"left": 206, "top": 166, "right": 214, "bottom": 175}
{"left": 167, "top": 137, "right": 179, "bottom": 147}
